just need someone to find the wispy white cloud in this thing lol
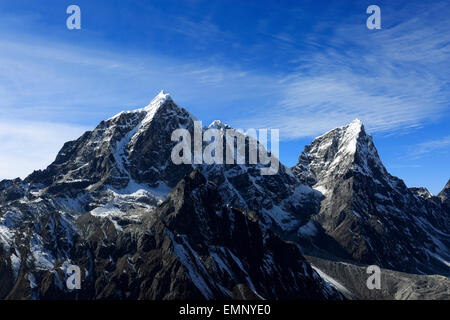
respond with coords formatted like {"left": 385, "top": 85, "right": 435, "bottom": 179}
{"left": 411, "top": 136, "right": 450, "bottom": 158}
{"left": 166, "top": 15, "right": 231, "bottom": 44}
{"left": 0, "top": 16, "right": 277, "bottom": 180}
{"left": 235, "top": 2, "right": 450, "bottom": 140}
{"left": 0, "top": 33, "right": 277, "bottom": 122}
{"left": 0, "top": 2, "right": 449, "bottom": 181}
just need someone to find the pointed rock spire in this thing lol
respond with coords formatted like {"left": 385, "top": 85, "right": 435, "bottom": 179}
{"left": 144, "top": 90, "right": 172, "bottom": 110}
{"left": 438, "top": 179, "right": 450, "bottom": 201}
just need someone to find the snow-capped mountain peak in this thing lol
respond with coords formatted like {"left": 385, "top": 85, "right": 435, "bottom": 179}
{"left": 292, "top": 120, "right": 450, "bottom": 275}
{"left": 346, "top": 118, "right": 363, "bottom": 135}
{"left": 410, "top": 187, "right": 433, "bottom": 199}
{"left": 129, "top": 91, "right": 177, "bottom": 145}
{"left": 0, "top": 94, "right": 448, "bottom": 300}
{"left": 0, "top": 93, "right": 344, "bottom": 300}
{"left": 143, "top": 90, "right": 172, "bottom": 111}
{"left": 439, "top": 180, "right": 450, "bottom": 204}
{"left": 208, "top": 120, "right": 232, "bottom": 130}
{"left": 313, "top": 118, "right": 363, "bottom": 143}
{"left": 292, "top": 119, "right": 377, "bottom": 189}
{"left": 336, "top": 119, "right": 364, "bottom": 155}
{"left": 108, "top": 90, "right": 172, "bottom": 121}
{"left": 310, "top": 119, "right": 367, "bottom": 163}
{"left": 440, "top": 180, "right": 450, "bottom": 195}
{"left": 349, "top": 118, "right": 363, "bottom": 126}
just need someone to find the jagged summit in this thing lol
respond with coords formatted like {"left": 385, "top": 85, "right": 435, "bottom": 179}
{"left": 0, "top": 93, "right": 343, "bottom": 300}
{"left": 292, "top": 118, "right": 380, "bottom": 188}
{"left": 346, "top": 118, "right": 364, "bottom": 135}
{"left": 310, "top": 118, "right": 372, "bottom": 168}
{"left": 292, "top": 121, "right": 450, "bottom": 275}
{"left": 439, "top": 179, "right": 450, "bottom": 202}
{"left": 350, "top": 118, "right": 363, "bottom": 125}
{"left": 337, "top": 118, "right": 364, "bottom": 135}
{"left": 441, "top": 179, "right": 450, "bottom": 192}
{"left": 410, "top": 187, "right": 433, "bottom": 199}
{"left": 143, "top": 90, "right": 172, "bottom": 110}
{"left": 336, "top": 119, "right": 366, "bottom": 154}
{"left": 108, "top": 90, "right": 173, "bottom": 121}
{"left": 313, "top": 118, "right": 364, "bottom": 143}
{"left": 208, "top": 119, "right": 232, "bottom": 130}
{"left": 25, "top": 90, "right": 195, "bottom": 193}
{"left": 0, "top": 93, "right": 449, "bottom": 299}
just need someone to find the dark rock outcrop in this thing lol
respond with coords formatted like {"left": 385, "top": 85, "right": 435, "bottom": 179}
{"left": 292, "top": 119, "right": 450, "bottom": 275}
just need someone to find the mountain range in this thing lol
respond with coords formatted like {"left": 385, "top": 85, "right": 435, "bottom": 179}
{"left": 0, "top": 91, "right": 448, "bottom": 299}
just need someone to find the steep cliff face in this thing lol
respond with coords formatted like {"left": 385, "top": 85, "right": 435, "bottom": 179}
{"left": 0, "top": 92, "right": 338, "bottom": 300}
{"left": 129, "top": 170, "right": 339, "bottom": 300}
{"left": 292, "top": 119, "right": 450, "bottom": 275}
{"left": 24, "top": 91, "right": 195, "bottom": 194}
{"left": 1, "top": 93, "right": 448, "bottom": 300}
{"left": 438, "top": 180, "right": 450, "bottom": 209}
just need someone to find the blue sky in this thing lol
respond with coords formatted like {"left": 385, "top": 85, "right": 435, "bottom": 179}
{"left": 0, "top": 0, "right": 449, "bottom": 194}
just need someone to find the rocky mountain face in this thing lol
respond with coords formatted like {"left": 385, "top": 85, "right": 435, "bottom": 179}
{"left": 2, "top": 170, "right": 339, "bottom": 300}
{"left": 25, "top": 91, "right": 195, "bottom": 194}
{"left": 438, "top": 180, "right": 450, "bottom": 209}
{"left": 292, "top": 119, "right": 450, "bottom": 276}
{"left": 0, "top": 92, "right": 340, "bottom": 300}
{"left": 0, "top": 92, "right": 448, "bottom": 300}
